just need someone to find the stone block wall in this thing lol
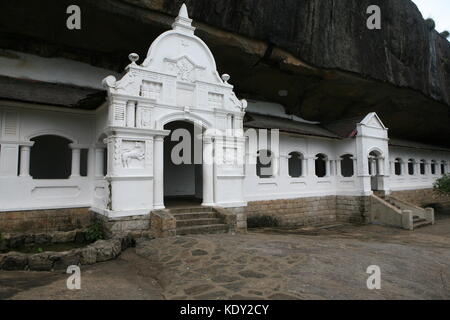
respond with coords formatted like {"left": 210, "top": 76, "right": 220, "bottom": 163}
{"left": 391, "top": 189, "right": 450, "bottom": 207}
{"left": 244, "top": 196, "right": 339, "bottom": 227}
{"left": 336, "top": 196, "right": 371, "bottom": 223}
{"left": 149, "top": 210, "right": 175, "bottom": 238}
{"left": 95, "top": 212, "right": 151, "bottom": 238}
{"left": 223, "top": 207, "right": 247, "bottom": 232}
{"left": 0, "top": 208, "right": 93, "bottom": 234}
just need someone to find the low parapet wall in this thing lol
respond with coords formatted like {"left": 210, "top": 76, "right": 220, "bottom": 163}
{"left": 391, "top": 189, "right": 450, "bottom": 207}
{"left": 0, "top": 208, "right": 93, "bottom": 234}
{"left": 244, "top": 195, "right": 369, "bottom": 227}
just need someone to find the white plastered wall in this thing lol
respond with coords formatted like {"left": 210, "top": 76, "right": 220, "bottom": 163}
{"left": 0, "top": 101, "right": 103, "bottom": 211}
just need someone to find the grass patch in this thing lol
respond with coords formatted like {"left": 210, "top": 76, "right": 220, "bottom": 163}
{"left": 86, "top": 221, "right": 105, "bottom": 242}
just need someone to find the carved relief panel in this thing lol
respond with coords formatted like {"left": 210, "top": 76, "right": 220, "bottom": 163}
{"left": 140, "top": 81, "right": 162, "bottom": 101}
{"left": 120, "top": 140, "right": 146, "bottom": 169}
{"left": 208, "top": 92, "right": 224, "bottom": 109}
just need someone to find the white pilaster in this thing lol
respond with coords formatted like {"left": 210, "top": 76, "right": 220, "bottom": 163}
{"left": 325, "top": 159, "right": 331, "bottom": 177}
{"left": 95, "top": 148, "right": 105, "bottom": 177}
{"left": 336, "top": 159, "right": 342, "bottom": 177}
{"left": 19, "top": 142, "right": 34, "bottom": 177}
{"left": 126, "top": 101, "right": 136, "bottom": 128}
{"left": 87, "top": 147, "right": 95, "bottom": 177}
{"left": 70, "top": 146, "right": 81, "bottom": 177}
{"left": 153, "top": 136, "right": 165, "bottom": 209}
{"left": 202, "top": 137, "right": 214, "bottom": 206}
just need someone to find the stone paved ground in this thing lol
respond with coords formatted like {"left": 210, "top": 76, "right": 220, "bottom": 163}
{"left": 0, "top": 249, "right": 164, "bottom": 300}
{"left": 1, "top": 214, "right": 449, "bottom": 300}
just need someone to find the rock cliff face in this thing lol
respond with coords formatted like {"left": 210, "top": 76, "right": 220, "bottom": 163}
{"left": 0, "top": 0, "right": 449, "bottom": 145}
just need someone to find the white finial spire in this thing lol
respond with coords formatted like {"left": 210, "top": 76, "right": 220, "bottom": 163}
{"left": 179, "top": 3, "right": 189, "bottom": 19}
{"left": 172, "top": 3, "right": 195, "bottom": 35}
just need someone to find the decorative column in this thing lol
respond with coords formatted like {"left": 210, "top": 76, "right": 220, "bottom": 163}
{"left": 70, "top": 145, "right": 81, "bottom": 177}
{"left": 336, "top": 158, "right": 342, "bottom": 177}
{"left": 352, "top": 157, "right": 357, "bottom": 177}
{"left": 369, "top": 157, "right": 375, "bottom": 176}
{"left": 307, "top": 157, "right": 315, "bottom": 176}
{"left": 19, "top": 142, "right": 34, "bottom": 177}
{"left": 153, "top": 136, "right": 165, "bottom": 210}
{"left": 272, "top": 153, "right": 279, "bottom": 177}
{"left": 301, "top": 158, "right": 307, "bottom": 177}
{"left": 202, "top": 136, "right": 214, "bottom": 206}
{"left": 325, "top": 159, "right": 331, "bottom": 177}
{"left": 378, "top": 157, "right": 385, "bottom": 176}
{"left": 280, "top": 154, "right": 289, "bottom": 177}
{"left": 95, "top": 147, "right": 105, "bottom": 177}
{"left": 401, "top": 161, "right": 407, "bottom": 176}
{"left": 126, "top": 100, "right": 136, "bottom": 127}
{"left": 87, "top": 147, "right": 95, "bottom": 177}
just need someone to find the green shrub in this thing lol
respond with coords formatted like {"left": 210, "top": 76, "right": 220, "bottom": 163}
{"left": 86, "top": 221, "right": 105, "bottom": 242}
{"left": 434, "top": 174, "right": 450, "bottom": 193}
{"left": 247, "top": 215, "right": 280, "bottom": 228}
{"left": 425, "top": 18, "right": 436, "bottom": 30}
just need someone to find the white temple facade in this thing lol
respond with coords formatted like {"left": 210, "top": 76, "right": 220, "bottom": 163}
{"left": 0, "top": 5, "right": 449, "bottom": 226}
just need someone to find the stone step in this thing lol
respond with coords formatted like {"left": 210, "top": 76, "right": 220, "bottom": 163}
{"left": 176, "top": 224, "right": 229, "bottom": 235}
{"left": 413, "top": 218, "right": 427, "bottom": 223}
{"left": 413, "top": 221, "right": 432, "bottom": 229}
{"left": 169, "top": 206, "right": 214, "bottom": 214}
{"left": 176, "top": 218, "right": 223, "bottom": 228}
{"left": 172, "top": 212, "right": 219, "bottom": 220}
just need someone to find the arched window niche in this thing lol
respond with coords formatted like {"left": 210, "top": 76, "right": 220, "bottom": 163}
{"left": 288, "top": 152, "right": 303, "bottom": 178}
{"left": 431, "top": 160, "right": 437, "bottom": 175}
{"left": 394, "top": 158, "right": 403, "bottom": 176}
{"left": 315, "top": 153, "right": 328, "bottom": 178}
{"left": 419, "top": 160, "right": 426, "bottom": 175}
{"left": 408, "top": 159, "right": 415, "bottom": 176}
{"left": 30, "top": 135, "right": 73, "bottom": 179}
{"left": 340, "top": 154, "right": 354, "bottom": 177}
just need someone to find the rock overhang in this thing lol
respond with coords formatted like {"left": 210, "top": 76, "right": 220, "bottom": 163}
{"left": 0, "top": 0, "right": 449, "bottom": 146}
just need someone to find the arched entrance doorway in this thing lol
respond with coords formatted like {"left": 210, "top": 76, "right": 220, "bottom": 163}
{"left": 368, "top": 150, "right": 383, "bottom": 191}
{"left": 163, "top": 120, "right": 204, "bottom": 207}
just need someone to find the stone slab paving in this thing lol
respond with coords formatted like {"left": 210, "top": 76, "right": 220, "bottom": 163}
{"left": 136, "top": 220, "right": 450, "bottom": 300}
{"left": 1, "top": 217, "right": 449, "bottom": 299}
{"left": 0, "top": 250, "right": 164, "bottom": 300}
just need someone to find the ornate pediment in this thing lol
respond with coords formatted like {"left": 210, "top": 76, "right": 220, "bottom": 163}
{"left": 360, "top": 112, "right": 387, "bottom": 130}
{"left": 164, "top": 55, "right": 206, "bottom": 83}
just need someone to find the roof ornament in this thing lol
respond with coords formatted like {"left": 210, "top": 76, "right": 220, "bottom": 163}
{"left": 179, "top": 3, "right": 189, "bottom": 19}
{"left": 172, "top": 3, "right": 195, "bottom": 35}
{"left": 221, "top": 74, "right": 230, "bottom": 84}
{"left": 128, "top": 53, "right": 139, "bottom": 65}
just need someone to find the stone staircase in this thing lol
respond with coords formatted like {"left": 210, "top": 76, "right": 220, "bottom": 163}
{"left": 412, "top": 216, "right": 432, "bottom": 229}
{"left": 170, "top": 207, "right": 230, "bottom": 235}
{"left": 382, "top": 197, "right": 432, "bottom": 229}
{"left": 371, "top": 193, "right": 434, "bottom": 230}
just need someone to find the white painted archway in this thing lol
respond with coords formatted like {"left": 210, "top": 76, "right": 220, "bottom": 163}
{"left": 100, "top": 4, "right": 247, "bottom": 216}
